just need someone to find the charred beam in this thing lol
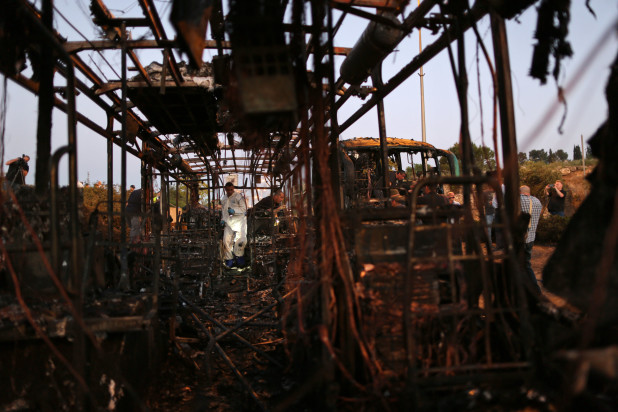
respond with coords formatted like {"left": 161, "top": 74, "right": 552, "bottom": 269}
{"left": 331, "top": 0, "right": 408, "bottom": 9}
{"left": 34, "top": 0, "right": 54, "bottom": 195}
{"left": 138, "top": 0, "right": 184, "bottom": 85}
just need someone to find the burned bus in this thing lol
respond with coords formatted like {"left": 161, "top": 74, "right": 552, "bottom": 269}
{"left": 339, "top": 137, "right": 459, "bottom": 207}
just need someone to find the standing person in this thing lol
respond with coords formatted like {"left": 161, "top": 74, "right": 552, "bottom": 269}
{"left": 221, "top": 182, "right": 247, "bottom": 269}
{"left": 125, "top": 187, "right": 143, "bottom": 243}
{"left": 519, "top": 185, "right": 543, "bottom": 293}
{"left": 544, "top": 180, "right": 567, "bottom": 216}
{"left": 482, "top": 187, "right": 496, "bottom": 245}
{"left": 5, "top": 155, "right": 30, "bottom": 187}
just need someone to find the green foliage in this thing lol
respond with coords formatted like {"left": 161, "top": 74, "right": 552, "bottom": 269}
{"left": 519, "top": 162, "right": 561, "bottom": 198}
{"left": 406, "top": 165, "right": 417, "bottom": 179}
{"left": 536, "top": 215, "right": 570, "bottom": 244}
{"left": 573, "top": 144, "right": 582, "bottom": 160}
{"left": 555, "top": 149, "right": 568, "bottom": 161}
{"left": 81, "top": 186, "right": 123, "bottom": 241}
{"left": 447, "top": 142, "right": 496, "bottom": 172}
{"left": 518, "top": 152, "right": 527, "bottom": 164}
{"left": 168, "top": 184, "right": 189, "bottom": 208}
{"left": 438, "top": 157, "right": 453, "bottom": 175}
{"left": 528, "top": 149, "right": 548, "bottom": 163}
{"left": 168, "top": 182, "right": 210, "bottom": 207}
{"left": 585, "top": 144, "right": 594, "bottom": 159}
{"left": 82, "top": 186, "right": 122, "bottom": 212}
{"left": 563, "top": 158, "right": 598, "bottom": 167}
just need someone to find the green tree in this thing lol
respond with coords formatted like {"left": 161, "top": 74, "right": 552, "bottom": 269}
{"left": 447, "top": 142, "right": 496, "bottom": 172}
{"left": 519, "top": 162, "right": 561, "bottom": 199}
{"left": 548, "top": 149, "right": 557, "bottom": 163}
{"left": 168, "top": 183, "right": 190, "bottom": 208}
{"left": 585, "top": 144, "right": 593, "bottom": 159}
{"left": 573, "top": 144, "right": 582, "bottom": 160}
{"left": 518, "top": 152, "right": 528, "bottom": 164}
{"left": 555, "top": 149, "right": 568, "bottom": 161}
{"left": 529, "top": 149, "right": 548, "bottom": 163}
{"left": 406, "top": 165, "right": 417, "bottom": 180}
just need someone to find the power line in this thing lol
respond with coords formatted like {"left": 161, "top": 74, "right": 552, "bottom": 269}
{"left": 53, "top": 3, "right": 121, "bottom": 80}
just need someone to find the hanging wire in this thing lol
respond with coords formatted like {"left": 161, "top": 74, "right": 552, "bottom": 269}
{"left": 1, "top": 77, "right": 7, "bottom": 172}
{"left": 89, "top": 55, "right": 110, "bottom": 82}
{"left": 54, "top": 4, "right": 122, "bottom": 80}
{"left": 109, "top": 1, "right": 139, "bottom": 15}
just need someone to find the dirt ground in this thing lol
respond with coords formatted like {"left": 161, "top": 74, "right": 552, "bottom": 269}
{"left": 531, "top": 244, "right": 554, "bottom": 281}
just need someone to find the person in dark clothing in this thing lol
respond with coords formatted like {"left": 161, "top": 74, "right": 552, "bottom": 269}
{"left": 125, "top": 188, "right": 143, "bottom": 243}
{"left": 250, "top": 189, "right": 285, "bottom": 236}
{"left": 544, "top": 180, "right": 567, "bottom": 216}
{"left": 417, "top": 183, "right": 447, "bottom": 208}
{"left": 372, "top": 169, "right": 408, "bottom": 198}
{"left": 254, "top": 189, "right": 285, "bottom": 213}
{"left": 416, "top": 183, "right": 448, "bottom": 226}
{"left": 5, "top": 155, "right": 30, "bottom": 187}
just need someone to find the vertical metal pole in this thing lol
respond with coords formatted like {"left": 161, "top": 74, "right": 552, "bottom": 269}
{"left": 455, "top": 12, "right": 473, "bottom": 212}
{"left": 35, "top": 0, "right": 54, "bottom": 194}
{"left": 417, "top": 0, "right": 428, "bottom": 175}
{"left": 50, "top": 147, "right": 71, "bottom": 280}
{"left": 161, "top": 173, "right": 169, "bottom": 235}
{"left": 310, "top": 2, "right": 333, "bottom": 404}
{"left": 326, "top": 6, "right": 342, "bottom": 209}
{"left": 372, "top": 65, "right": 390, "bottom": 199}
{"left": 175, "top": 180, "right": 180, "bottom": 228}
{"left": 490, "top": 11, "right": 519, "bottom": 225}
{"left": 107, "top": 116, "right": 114, "bottom": 242}
{"left": 142, "top": 157, "right": 149, "bottom": 236}
{"left": 418, "top": 0, "right": 427, "bottom": 144}
{"left": 119, "top": 22, "right": 129, "bottom": 284}
{"left": 63, "top": 9, "right": 83, "bottom": 407}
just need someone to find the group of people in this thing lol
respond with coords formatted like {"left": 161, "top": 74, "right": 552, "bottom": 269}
{"left": 388, "top": 173, "right": 567, "bottom": 295}
{"left": 220, "top": 182, "right": 286, "bottom": 270}
{"left": 121, "top": 180, "right": 286, "bottom": 271}
{"left": 483, "top": 179, "right": 566, "bottom": 293}
{"left": 5, "top": 151, "right": 565, "bottom": 289}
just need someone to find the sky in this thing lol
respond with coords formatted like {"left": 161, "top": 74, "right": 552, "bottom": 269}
{"left": 1, "top": 0, "right": 616, "bottom": 188}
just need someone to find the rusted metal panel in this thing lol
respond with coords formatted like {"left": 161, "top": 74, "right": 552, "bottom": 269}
{"left": 127, "top": 85, "right": 219, "bottom": 135}
{"left": 354, "top": 223, "right": 408, "bottom": 264}
{"left": 170, "top": 0, "right": 213, "bottom": 69}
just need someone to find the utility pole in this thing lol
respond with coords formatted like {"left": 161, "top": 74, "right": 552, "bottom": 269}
{"left": 418, "top": 0, "right": 427, "bottom": 175}
{"left": 418, "top": 0, "right": 426, "bottom": 144}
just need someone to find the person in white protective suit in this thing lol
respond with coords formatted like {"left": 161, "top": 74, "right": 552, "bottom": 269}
{"left": 221, "top": 182, "right": 248, "bottom": 269}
